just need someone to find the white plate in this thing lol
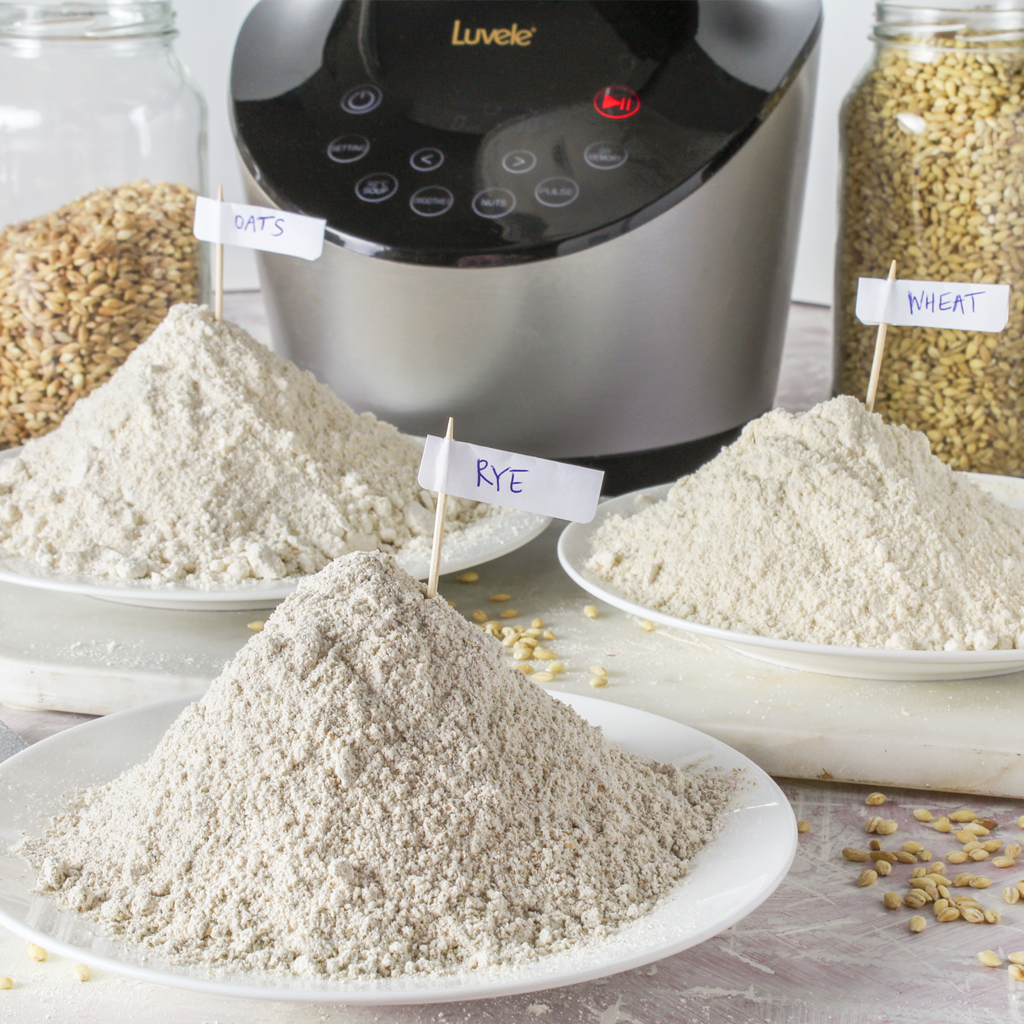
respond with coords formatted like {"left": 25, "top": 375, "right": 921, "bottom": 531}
{"left": 0, "top": 510, "right": 550, "bottom": 611}
{"left": 0, "top": 693, "right": 795, "bottom": 1005}
{"left": 558, "top": 473, "right": 1024, "bottom": 681}
{"left": 0, "top": 445, "right": 549, "bottom": 610}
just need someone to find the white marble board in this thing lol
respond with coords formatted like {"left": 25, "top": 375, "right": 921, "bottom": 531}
{"left": 2, "top": 522, "right": 1023, "bottom": 798}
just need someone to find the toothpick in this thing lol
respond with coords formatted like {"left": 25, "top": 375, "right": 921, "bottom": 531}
{"left": 865, "top": 259, "right": 897, "bottom": 413}
{"left": 214, "top": 183, "right": 224, "bottom": 322}
{"left": 426, "top": 417, "right": 454, "bottom": 599}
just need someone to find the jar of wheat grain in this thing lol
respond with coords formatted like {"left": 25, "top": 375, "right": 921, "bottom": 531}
{"left": 0, "top": 1, "right": 206, "bottom": 449}
{"left": 837, "top": 1, "right": 1024, "bottom": 475}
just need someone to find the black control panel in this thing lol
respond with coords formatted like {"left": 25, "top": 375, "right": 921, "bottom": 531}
{"left": 232, "top": 0, "right": 820, "bottom": 266}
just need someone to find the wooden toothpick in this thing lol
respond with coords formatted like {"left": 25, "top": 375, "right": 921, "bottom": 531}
{"left": 426, "top": 417, "right": 454, "bottom": 599}
{"left": 865, "top": 259, "right": 897, "bottom": 413}
{"left": 214, "top": 183, "right": 224, "bottom": 322}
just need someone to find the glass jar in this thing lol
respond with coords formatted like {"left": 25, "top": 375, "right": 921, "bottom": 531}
{"left": 0, "top": 0, "right": 206, "bottom": 448}
{"left": 836, "top": 1, "right": 1024, "bottom": 474}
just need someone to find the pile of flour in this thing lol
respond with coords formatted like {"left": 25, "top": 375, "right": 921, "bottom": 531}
{"left": 17, "top": 552, "right": 730, "bottom": 979}
{"left": 588, "top": 396, "right": 1024, "bottom": 651}
{"left": 0, "top": 304, "right": 487, "bottom": 583}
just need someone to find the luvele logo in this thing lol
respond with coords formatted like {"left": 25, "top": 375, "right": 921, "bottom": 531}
{"left": 451, "top": 20, "right": 536, "bottom": 46}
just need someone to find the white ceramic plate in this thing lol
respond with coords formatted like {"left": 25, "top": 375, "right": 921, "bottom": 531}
{"left": 0, "top": 693, "right": 795, "bottom": 1005}
{"left": 0, "top": 445, "right": 549, "bottom": 610}
{"left": 0, "top": 510, "right": 550, "bottom": 611}
{"left": 558, "top": 473, "right": 1024, "bottom": 682}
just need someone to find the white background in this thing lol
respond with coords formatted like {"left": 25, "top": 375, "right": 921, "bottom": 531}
{"left": 174, "top": 0, "right": 875, "bottom": 302}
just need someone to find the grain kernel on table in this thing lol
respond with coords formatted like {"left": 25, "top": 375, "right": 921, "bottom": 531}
{"left": 913, "top": 809, "right": 934, "bottom": 822}
{"left": 1005, "top": 886, "right": 1022, "bottom": 904}
{"left": 472, "top": 609, "right": 487, "bottom": 623}
{"left": 589, "top": 666, "right": 607, "bottom": 677}
{"left": 876, "top": 820, "right": 899, "bottom": 836}
{"left": 933, "top": 817, "right": 953, "bottom": 833}
{"left": 532, "top": 672, "right": 555, "bottom": 683}
{"left": 909, "top": 916, "right": 926, "bottom": 933}
{"left": 531, "top": 618, "right": 543, "bottom": 628}
{"left": 499, "top": 609, "right": 519, "bottom": 619}
{"left": 73, "top": 964, "right": 90, "bottom": 982}
{"left": 877, "top": 860, "right": 892, "bottom": 876}
{"left": 984, "top": 909, "right": 1001, "bottom": 924}
{"left": 979, "top": 950, "right": 1002, "bottom": 968}
{"left": 1005, "top": 843, "right": 1022, "bottom": 859}
{"left": 947, "top": 850, "right": 969, "bottom": 864}
{"left": 856, "top": 869, "right": 878, "bottom": 887}
{"left": 904, "top": 890, "right": 927, "bottom": 909}
{"left": 937, "top": 906, "right": 961, "bottom": 923}
{"left": 1010, "top": 965, "right": 1024, "bottom": 983}
{"left": 589, "top": 676, "right": 608, "bottom": 688}
{"left": 883, "top": 892, "right": 902, "bottom": 909}
{"left": 868, "top": 839, "right": 882, "bottom": 852}
{"left": 865, "top": 816, "right": 883, "bottom": 833}
{"left": 489, "top": 593, "right": 511, "bottom": 602}
{"left": 970, "top": 876, "right": 993, "bottom": 888}
{"left": 992, "top": 856, "right": 1016, "bottom": 868}
{"left": 640, "top": 619, "right": 655, "bottom": 631}
{"left": 583, "top": 604, "right": 599, "bottom": 619}
{"left": 901, "top": 841, "right": 924, "bottom": 854}
{"left": 548, "top": 661, "right": 565, "bottom": 675}
{"left": 842, "top": 847, "right": 870, "bottom": 862}
{"left": 865, "top": 792, "right": 887, "bottom": 806}
{"left": 1009, "top": 952, "right": 1024, "bottom": 966}
{"left": 950, "top": 810, "right": 978, "bottom": 823}
{"left": 962, "top": 907, "right": 985, "bottom": 923}
{"left": 797, "top": 820, "right": 810, "bottom": 834}
{"left": 456, "top": 572, "right": 479, "bottom": 583}
{"left": 26, "top": 943, "right": 45, "bottom": 962}
{"left": 918, "top": 849, "right": 932, "bottom": 862}
{"left": 247, "top": 620, "right": 265, "bottom": 632}
{"left": 0, "top": 977, "right": 10, "bottom": 990}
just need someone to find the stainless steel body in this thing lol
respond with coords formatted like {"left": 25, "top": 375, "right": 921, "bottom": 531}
{"left": 244, "top": 50, "right": 815, "bottom": 457}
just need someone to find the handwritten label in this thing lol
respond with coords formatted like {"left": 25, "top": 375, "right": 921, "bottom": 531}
{"left": 418, "top": 437, "right": 604, "bottom": 523}
{"left": 856, "top": 277, "right": 1009, "bottom": 332}
{"left": 192, "top": 197, "right": 326, "bottom": 261}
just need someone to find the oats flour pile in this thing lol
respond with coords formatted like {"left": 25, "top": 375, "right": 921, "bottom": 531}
{"left": 588, "top": 396, "right": 1024, "bottom": 651}
{"left": 17, "top": 552, "right": 730, "bottom": 979}
{"left": 0, "top": 304, "right": 488, "bottom": 583}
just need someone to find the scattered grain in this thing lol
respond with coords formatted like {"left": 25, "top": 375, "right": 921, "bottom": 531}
{"left": 26, "top": 943, "right": 45, "bottom": 962}
{"left": 583, "top": 605, "right": 599, "bottom": 619}
{"left": 883, "top": 892, "right": 902, "bottom": 909}
{"left": 456, "top": 572, "right": 479, "bottom": 583}
{"left": 246, "top": 621, "right": 264, "bottom": 632}
{"left": 909, "top": 916, "right": 926, "bottom": 933}
{"left": 73, "top": 964, "right": 90, "bottom": 982}
{"left": 978, "top": 950, "right": 1002, "bottom": 968}
{"left": 913, "top": 809, "right": 934, "bottom": 822}
{"left": 842, "top": 848, "right": 870, "bottom": 862}
{"left": 797, "top": 820, "right": 810, "bottom": 834}
{"left": 866, "top": 792, "right": 887, "bottom": 806}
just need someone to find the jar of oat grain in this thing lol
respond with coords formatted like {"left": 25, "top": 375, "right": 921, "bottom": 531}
{"left": 0, "top": 0, "right": 206, "bottom": 448}
{"left": 836, "top": 1, "right": 1024, "bottom": 474}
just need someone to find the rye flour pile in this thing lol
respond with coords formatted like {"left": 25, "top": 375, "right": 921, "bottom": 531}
{"left": 17, "top": 552, "right": 731, "bottom": 979}
{"left": 0, "top": 304, "right": 487, "bottom": 583}
{"left": 588, "top": 396, "right": 1024, "bottom": 651}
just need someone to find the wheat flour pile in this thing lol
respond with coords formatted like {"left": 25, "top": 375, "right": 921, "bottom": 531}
{"left": 17, "top": 552, "right": 730, "bottom": 979}
{"left": 0, "top": 304, "right": 488, "bottom": 583}
{"left": 587, "top": 396, "right": 1024, "bottom": 651}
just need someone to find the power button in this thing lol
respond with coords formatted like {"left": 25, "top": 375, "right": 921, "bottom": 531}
{"left": 341, "top": 84, "right": 382, "bottom": 115}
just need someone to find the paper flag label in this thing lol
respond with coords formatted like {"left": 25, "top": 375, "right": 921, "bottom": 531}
{"left": 856, "top": 277, "right": 1009, "bottom": 332}
{"left": 418, "top": 437, "right": 604, "bottom": 523}
{"left": 192, "top": 197, "right": 326, "bottom": 261}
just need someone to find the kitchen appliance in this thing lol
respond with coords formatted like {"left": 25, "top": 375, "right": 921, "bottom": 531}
{"left": 231, "top": 0, "right": 821, "bottom": 491}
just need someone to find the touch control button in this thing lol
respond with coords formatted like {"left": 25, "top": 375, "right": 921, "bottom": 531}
{"left": 355, "top": 172, "right": 398, "bottom": 203}
{"left": 410, "top": 186, "right": 454, "bottom": 217}
{"left": 410, "top": 147, "right": 444, "bottom": 172}
{"left": 472, "top": 188, "right": 516, "bottom": 218}
{"left": 502, "top": 150, "right": 536, "bottom": 174}
{"left": 327, "top": 135, "right": 370, "bottom": 164}
{"left": 584, "top": 141, "right": 628, "bottom": 170}
{"left": 341, "top": 84, "right": 382, "bottom": 115}
{"left": 535, "top": 177, "right": 579, "bottom": 207}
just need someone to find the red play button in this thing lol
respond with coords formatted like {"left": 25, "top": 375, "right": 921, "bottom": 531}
{"left": 594, "top": 86, "right": 640, "bottom": 119}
